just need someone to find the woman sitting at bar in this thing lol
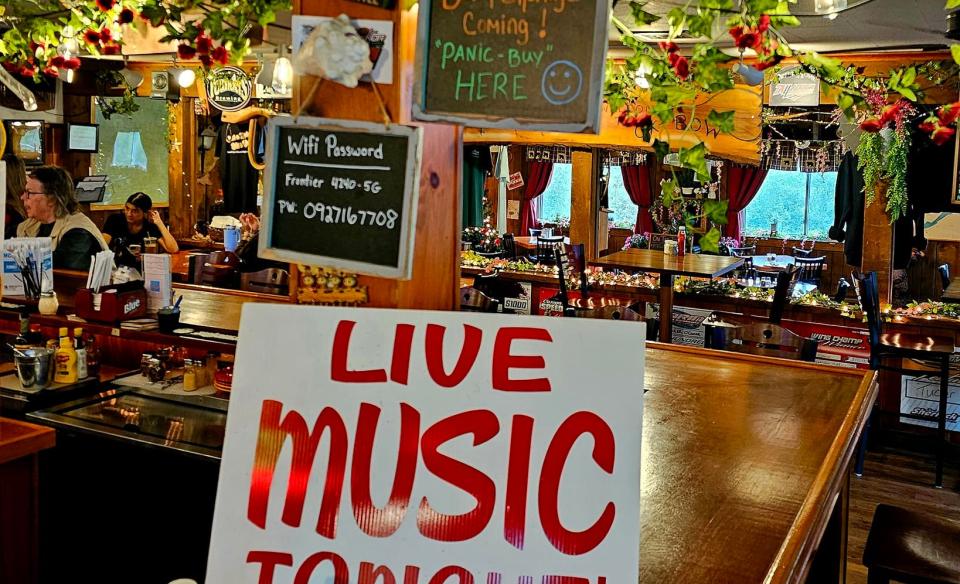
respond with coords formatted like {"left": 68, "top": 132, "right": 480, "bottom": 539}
{"left": 3, "top": 154, "right": 27, "bottom": 239}
{"left": 17, "top": 166, "right": 107, "bottom": 270}
{"left": 101, "top": 192, "right": 179, "bottom": 256}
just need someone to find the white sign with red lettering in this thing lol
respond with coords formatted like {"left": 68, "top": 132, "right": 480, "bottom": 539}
{"left": 207, "top": 306, "right": 644, "bottom": 584}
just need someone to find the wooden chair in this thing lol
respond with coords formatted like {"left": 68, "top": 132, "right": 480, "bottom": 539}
{"left": 862, "top": 504, "right": 960, "bottom": 584}
{"left": 528, "top": 228, "right": 542, "bottom": 238}
{"left": 534, "top": 235, "right": 564, "bottom": 265}
{"left": 852, "top": 271, "right": 954, "bottom": 487}
{"left": 938, "top": 263, "right": 951, "bottom": 291}
{"left": 200, "top": 251, "right": 241, "bottom": 288}
{"left": 500, "top": 233, "right": 517, "bottom": 259}
{"left": 240, "top": 268, "right": 289, "bottom": 295}
{"left": 460, "top": 287, "right": 499, "bottom": 312}
{"left": 791, "top": 247, "right": 814, "bottom": 258}
{"left": 705, "top": 320, "right": 819, "bottom": 362}
{"left": 793, "top": 255, "right": 826, "bottom": 287}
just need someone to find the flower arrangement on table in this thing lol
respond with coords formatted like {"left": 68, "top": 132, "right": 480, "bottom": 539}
{"left": 585, "top": 268, "right": 658, "bottom": 290}
{"left": 896, "top": 300, "right": 960, "bottom": 321}
{"left": 718, "top": 237, "right": 740, "bottom": 256}
{"left": 622, "top": 233, "right": 650, "bottom": 251}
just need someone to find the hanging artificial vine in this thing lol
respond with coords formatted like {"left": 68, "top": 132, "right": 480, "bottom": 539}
{"left": 93, "top": 69, "right": 139, "bottom": 119}
{"left": 856, "top": 131, "right": 884, "bottom": 208}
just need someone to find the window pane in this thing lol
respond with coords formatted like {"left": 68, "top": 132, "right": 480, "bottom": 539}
{"left": 806, "top": 172, "right": 837, "bottom": 239}
{"left": 94, "top": 98, "right": 170, "bottom": 206}
{"left": 539, "top": 163, "right": 572, "bottom": 224}
{"left": 744, "top": 170, "right": 806, "bottom": 239}
{"left": 608, "top": 166, "right": 639, "bottom": 229}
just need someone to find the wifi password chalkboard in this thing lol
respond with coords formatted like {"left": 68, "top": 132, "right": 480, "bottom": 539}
{"left": 412, "top": 0, "right": 610, "bottom": 133}
{"left": 259, "top": 117, "right": 422, "bottom": 279}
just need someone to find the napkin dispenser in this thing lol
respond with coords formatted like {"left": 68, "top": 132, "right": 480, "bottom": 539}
{"left": 75, "top": 281, "right": 149, "bottom": 322}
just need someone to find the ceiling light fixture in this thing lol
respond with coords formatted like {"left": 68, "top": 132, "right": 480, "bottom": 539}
{"left": 172, "top": 67, "right": 196, "bottom": 88}
{"left": 272, "top": 45, "right": 293, "bottom": 94}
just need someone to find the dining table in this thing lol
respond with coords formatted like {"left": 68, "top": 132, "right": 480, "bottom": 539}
{"left": 589, "top": 249, "right": 743, "bottom": 343}
{"left": 750, "top": 254, "right": 827, "bottom": 272}
{"left": 514, "top": 235, "right": 571, "bottom": 250}
{"left": 640, "top": 343, "right": 877, "bottom": 583}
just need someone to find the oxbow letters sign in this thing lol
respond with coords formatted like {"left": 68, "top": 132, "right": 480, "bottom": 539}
{"left": 413, "top": 0, "right": 610, "bottom": 132}
{"left": 206, "top": 306, "right": 644, "bottom": 583}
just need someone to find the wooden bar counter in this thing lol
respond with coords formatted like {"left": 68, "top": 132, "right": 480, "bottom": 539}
{"left": 643, "top": 344, "right": 877, "bottom": 583}
{"left": 0, "top": 418, "right": 55, "bottom": 584}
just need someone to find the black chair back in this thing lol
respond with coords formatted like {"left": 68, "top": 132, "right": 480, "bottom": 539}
{"left": 833, "top": 278, "right": 850, "bottom": 302}
{"left": 852, "top": 271, "right": 882, "bottom": 367}
{"left": 536, "top": 236, "right": 564, "bottom": 265}
{"left": 501, "top": 233, "right": 517, "bottom": 259}
{"left": 566, "top": 243, "right": 589, "bottom": 299}
{"left": 792, "top": 247, "right": 814, "bottom": 258}
{"left": 770, "top": 266, "right": 797, "bottom": 325}
{"left": 460, "top": 287, "right": 500, "bottom": 312}
{"left": 729, "top": 245, "right": 756, "bottom": 257}
{"left": 554, "top": 248, "right": 575, "bottom": 316}
{"left": 793, "top": 256, "right": 825, "bottom": 287}
{"left": 938, "top": 263, "right": 951, "bottom": 290}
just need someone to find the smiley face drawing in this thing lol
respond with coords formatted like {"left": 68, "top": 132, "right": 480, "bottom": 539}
{"left": 541, "top": 60, "right": 583, "bottom": 106}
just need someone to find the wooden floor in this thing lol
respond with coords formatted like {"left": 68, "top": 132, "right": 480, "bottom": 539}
{"left": 847, "top": 446, "right": 960, "bottom": 584}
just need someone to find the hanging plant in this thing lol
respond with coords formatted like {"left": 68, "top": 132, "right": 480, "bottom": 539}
{"left": 884, "top": 130, "right": 910, "bottom": 222}
{"left": 856, "top": 131, "right": 885, "bottom": 208}
{"left": 94, "top": 69, "right": 140, "bottom": 119}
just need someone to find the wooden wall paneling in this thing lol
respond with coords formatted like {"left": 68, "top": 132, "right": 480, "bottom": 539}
{"left": 569, "top": 150, "right": 597, "bottom": 260}
{"left": 506, "top": 145, "right": 524, "bottom": 235}
{"left": 167, "top": 99, "right": 194, "bottom": 239}
{"left": 292, "top": 0, "right": 460, "bottom": 310}
{"left": 861, "top": 183, "right": 894, "bottom": 303}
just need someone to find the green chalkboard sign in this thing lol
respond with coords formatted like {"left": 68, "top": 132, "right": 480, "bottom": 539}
{"left": 259, "top": 117, "right": 422, "bottom": 279}
{"left": 412, "top": 0, "right": 609, "bottom": 133}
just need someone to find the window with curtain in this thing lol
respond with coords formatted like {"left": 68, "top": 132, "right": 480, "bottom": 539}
{"left": 93, "top": 97, "right": 170, "bottom": 207}
{"left": 538, "top": 162, "right": 572, "bottom": 223}
{"left": 743, "top": 169, "right": 837, "bottom": 239}
{"left": 606, "top": 166, "right": 640, "bottom": 229}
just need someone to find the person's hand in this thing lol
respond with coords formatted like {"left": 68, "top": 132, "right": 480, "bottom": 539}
{"left": 146, "top": 209, "right": 162, "bottom": 225}
{"left": 239, "top": 213, "right": 260, "bottom": 233}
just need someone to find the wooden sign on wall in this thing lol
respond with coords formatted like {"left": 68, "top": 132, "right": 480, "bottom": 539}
{"left": 413, "top": 0, "right": 610, "bottom": 132}
{"left": 465, "top": 86, "right": 763, "bottom": 164}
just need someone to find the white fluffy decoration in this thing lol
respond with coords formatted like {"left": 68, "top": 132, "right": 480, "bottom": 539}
{"left": 296, "top": 14, "right": 373, "bottom": 88}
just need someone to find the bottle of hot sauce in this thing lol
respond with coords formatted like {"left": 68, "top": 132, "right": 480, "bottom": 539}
{"left": 677, "top": 226, "right": 687, "bottom": 256}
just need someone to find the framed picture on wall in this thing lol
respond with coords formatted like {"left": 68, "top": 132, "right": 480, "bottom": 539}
{"left": 5, "top": 121, "right": 44, "bottom": 165}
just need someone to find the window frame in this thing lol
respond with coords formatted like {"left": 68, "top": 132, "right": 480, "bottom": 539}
{"left": 745, "top": 168, "right": 836, "bottom": 240}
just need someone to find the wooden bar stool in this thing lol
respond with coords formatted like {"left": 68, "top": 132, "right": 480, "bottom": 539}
{"left": 863, "top": 504, "right": 960, "bottom": 584}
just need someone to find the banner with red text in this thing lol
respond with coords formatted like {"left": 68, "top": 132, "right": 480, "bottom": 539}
{"left": 206, "top": 306, "right": 645, "bottom": 583}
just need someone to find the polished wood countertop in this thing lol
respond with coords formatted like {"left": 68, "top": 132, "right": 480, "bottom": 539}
{"left": 592, "top": 249, "right": 744, "bottom": 278}
{"left": 0, "top": 418, "right": 55, "bottom": 465}
{"left": 641, "top": 343, "right": 876, "bottom": 583}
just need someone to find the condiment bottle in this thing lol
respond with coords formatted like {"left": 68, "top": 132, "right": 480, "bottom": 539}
{"left": 84, "top": 335, "right": 100, "bottom": 378}
{"left": 183, "top": 359, "right": 197, "bottom": 392}
{"left": 38, "top": 291, "right": 59, "bottom": 316}
{"left": 677, "top": 226, "right": 686, "bottom": 256}
{"left": 14, "top": 311, "right": 31, "bottom": 352}
{"left": 54, "top": 330, "right": 78, "bottom": 384}
{"left": 73, "top": 328, "right": 87, "bottom": 379}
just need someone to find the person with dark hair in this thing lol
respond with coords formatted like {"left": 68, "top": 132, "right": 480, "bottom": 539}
{"left": 3, "top": 154, "right": 27, "bottom": 239}
{"left": 17, "top": 165, "right": 107, "bottom": 270}
{"left": 102, "top": 192, "right": 179, "bottom": 256}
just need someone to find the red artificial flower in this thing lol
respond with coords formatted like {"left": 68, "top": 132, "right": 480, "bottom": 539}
{"left": 659, "top": 41, "right": 679, "bottom": 53}
{"left": 50, "top": 55, "right": 65, "bottom": 68}
{"left": 1, "top": 62, "right": 16, "bottom": 73}
{"left": 728, "top": 25, "right": 744, "bottom": 39}
{"left": 879, "top": 101, "right": 903, "bottom": 126}
{"left": 937, "top": 101, "right": 960, "bottom": 126}
{"left": 102, "top": 43, "right": 121, "bottom": 55}
{"left": 635, "top": 112, "right": 653, "bottom": 127}
{"left": 95, "top": 0, "right": 115, "bottom": 11}
{"left": 199, "top": 54, "right": 213, "bottom": 68}
{"left": 919, "top": 118, "right": 939, "bottom": 134}
{"left": 42, "top": 66, "right": 59, "bottom": 78}
{"left": 177, "top": 44, "right": 197, "bottom": 59}
{"left": 84, "top": 29, "right": 102, "bottom": 45}
{"left": 196, "top": 34, "right": 213, "bottom": 55}
{"left": 118, "top": 8, "right": 135, "bottom": 23}
{"left": 62, "top": 57, "right": 82, "bottom": 70}
{"left": 19, "top": 64, "right": 37, "bottom": 77}
{"left": 673, "top": 55, "right": 689, "bottom": 80}
{"left": 757, "top": 14, "right": 771, "bottom": 33}
{"left": 100, "top": 27, "right": 113, "bottom": 42}
{"left": 754, "top": 54, "right": 784, "bottom": 72}
{"left": 932, "top": 125, "right": 956, "bottom": 146}
{"left": 28, "top": 41, "right": 45, "bottom": 53}
{"left": 735, "top": 32, "right": 759, "bottom": 50}
{"left": 859, "top": 118, "right": 884, "bottom": 133}
{"left": 668, "top": 50, "right": 682, "bottom": 66}
{"left": 211, "top": 46, "right": 228, "bottom": 65}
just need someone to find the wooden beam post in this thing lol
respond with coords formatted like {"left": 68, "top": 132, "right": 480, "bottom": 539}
{"left": 861, "top": 182, "right": 894, "bottom": 303}
{"left": 569, "top": 150, "right": 597, "bottom": 260}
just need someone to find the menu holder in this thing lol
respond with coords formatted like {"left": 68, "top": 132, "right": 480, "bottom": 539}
{"left": 75, "top": 282, "right": 148, "bottom": 323}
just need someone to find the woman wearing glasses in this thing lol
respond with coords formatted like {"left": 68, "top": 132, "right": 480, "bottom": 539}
{"left": 17, "top": 166, "right": 107, "bottom": 270}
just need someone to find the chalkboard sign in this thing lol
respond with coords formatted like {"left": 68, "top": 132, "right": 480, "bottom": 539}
{"left": 412, "top": 0, "right": 609, "bottom": 133}
{"left": 259, "top": 117, "right": 422, "bottom": 279}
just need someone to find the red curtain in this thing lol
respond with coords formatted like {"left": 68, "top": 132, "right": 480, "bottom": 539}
{"left": 520, "top": 161, "right": 554, "bottom": 236}
{"left": 725, "top": 164, "right": 769, "bottom": 238}
{"left": 620, "top": 164, "right": 654, "bottom": 234}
